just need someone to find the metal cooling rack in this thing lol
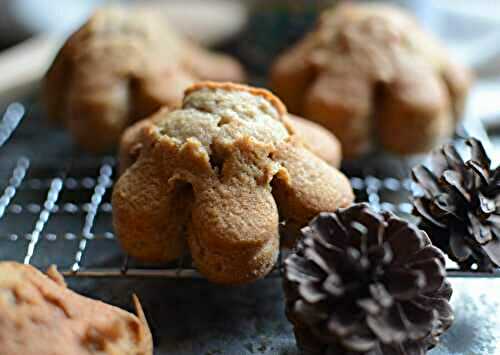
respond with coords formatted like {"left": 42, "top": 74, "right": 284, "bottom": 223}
{"left": 0, "top": 100, "right": 498, "bottom": 279}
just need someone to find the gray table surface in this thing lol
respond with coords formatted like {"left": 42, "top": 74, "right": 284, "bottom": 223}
{"left": 0, "top": 100, "right": 499, "bottom": 355}
{"left": 64, "top": 276, "right": 500, "bottom": 355}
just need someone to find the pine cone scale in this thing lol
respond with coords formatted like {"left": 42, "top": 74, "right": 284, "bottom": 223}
{"left": 467, "top": 138, "right": 490, "bottom": 167}
{"left": 413, "top": 198, "right": 447, "bottom": 228}
{"left": 382, "top": 268, "right": 425, "bottom": 300}
{"left": 406, "top": 258, "right": 445, "bottom": 293}
{"left": 483, "top": 239, "right": 500, "bottom": 265}
{"left": 413, "top": 293, "right": 453, "bottom": 325}
{"left": 385, "top": 226, "right": 426, "bottom": 265}
{"left": 300, "top": 281, "right": 328, "bottom": 303}
{"left": 366, "top": 310, "right": 407, "bottom": 344}
{"left": 399, "top": 300, "right": 436, "bottom": 331}
{"left": 466, "top": 160, "right": 489, "bottom": 184}
{"left": 340, "top": 335, "right": 378, "bottom": 353}
{"left": 442, "top": 170, "right": 471, "bottom": 202}
{"left": 285, "top": 254, "right": 323, "bottom": 283}
{"left": 412, "top": 166, "right": 441, "bottom": 197}
{"left": 408, "top": 245, "right": 445, "bottom": 265}
{"left": 449, "top": 227, "right": 472, "bottom": 261}
{"left": 478, "top": 193, "right": 495, "bottom": 215}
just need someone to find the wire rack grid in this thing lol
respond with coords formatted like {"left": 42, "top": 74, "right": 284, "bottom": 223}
{"left": 0, "top": 100, "right": 498, "bottom": 279}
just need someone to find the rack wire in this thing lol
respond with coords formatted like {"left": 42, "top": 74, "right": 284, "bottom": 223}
{"left": 0, "top": 101, "right": 498, "bottom": 279}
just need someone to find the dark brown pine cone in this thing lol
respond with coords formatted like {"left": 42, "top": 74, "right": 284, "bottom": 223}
{"left": 283, "top": 203, "right": 453, "bottom": 355}
{"left": 412, "top": 138, "right": 500, "bottom": 271}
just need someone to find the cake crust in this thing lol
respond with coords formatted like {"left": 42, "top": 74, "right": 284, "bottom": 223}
{"left": 0, "top": 262, "right": 152, "bottom": 355}
{"left": 113, "top": 82, "right": 353, "bottom": 284}
{"left": 271, "top": 3, "right": 471, "bottom": 158}
{"left": 43, "top": 7, "right": 245, "bottom": 152}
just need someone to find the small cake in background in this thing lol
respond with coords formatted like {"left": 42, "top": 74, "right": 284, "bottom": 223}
{"left": 113, "top": 81, "right": 353, "bottom": 284}
{"left": 271, "top": 3, "right": 471, "bottom": 158}
{"left": 412, "top": 138, "right": 500, "bottom": 272}
{"left": 287, "top": 114, "right": 342, "bottom": 167}
{"left": 42, "top": 6, "right": 245, "bottom": 152}
{"left": 0, "top": 262, "right": 152, "bottom": 355}
{"left": 284, "top": 203, "right": 453, "bottom": 355}
{"left": 118, "top": 117, "right": 158, "bottom": 175}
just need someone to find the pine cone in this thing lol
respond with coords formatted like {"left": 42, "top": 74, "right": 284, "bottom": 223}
{"left": 412, "top": 138, "right": 500, "bottom": 271}
{"left": 283, "top": 203, "right": 453, "bottom": 355}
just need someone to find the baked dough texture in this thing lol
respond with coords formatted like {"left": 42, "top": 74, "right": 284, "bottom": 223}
{"left": 271, "top": 3, "right": 471, "bottom": 158}
{"left": 113, "top": 82, "right": 354, "bottom": 284}
{"left": 42, "top": 6, "right": 245, "bottom": 152}
{"left": 119, "top": 113, "right": 342, "bottom": 173}
{"left": 287, "top": 114, "right": 341, "bottom": 167}
{"left": 0, "top": 262, "right": 152, "bottom": 355}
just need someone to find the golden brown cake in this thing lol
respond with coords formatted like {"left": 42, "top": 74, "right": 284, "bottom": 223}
{"left": 42, "top": 6, "right": 245, "bottom": 152}
{"left": 270, "top": 3, "right": 471, "bottom": 158}
{"left": 0, "top": 262, "right": 152, "bottom": 355}
{"left": 113, "top": 82, "right": 354, "bottom": 284}
{"left": 119, "top": 113, "right": 342, "bottom": 174}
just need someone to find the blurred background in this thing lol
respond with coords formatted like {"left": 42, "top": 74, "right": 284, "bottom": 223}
{"left": 1, "top": 0, "right": 500, "bottom": 72}
{"left": 0, "top": 0, "right": 499, "bottom": 144}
